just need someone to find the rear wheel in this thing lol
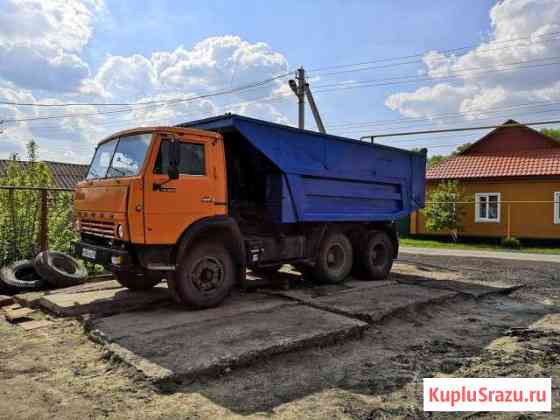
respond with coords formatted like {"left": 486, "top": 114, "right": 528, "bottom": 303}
{"left": 359, "top": 231, "right": 394, "bottom": 280}
{"left": 114, "top": 270, "right": 162, "bottom": 290}
{"left": 172, "top": 240, "right": 235, "bottom": 308}
{"left": 312, "top": 232, "right": 353, "bottom": 284}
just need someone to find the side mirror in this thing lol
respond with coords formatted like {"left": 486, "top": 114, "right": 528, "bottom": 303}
{"left": 167, "top": 139, "right": 181, "bottom": 180}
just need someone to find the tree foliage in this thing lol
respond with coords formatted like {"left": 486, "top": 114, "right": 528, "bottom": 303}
{"left": 413, "top": 142, "right": 473, "bottom": 169}
{"left": 0, "top": 141, "right": 77, "bottom": 267}
{"left": 541, "top": 128, "right": 560, "bottom": 139}
{"left": 422, "top": 180, "right": 467, "bottom": 241}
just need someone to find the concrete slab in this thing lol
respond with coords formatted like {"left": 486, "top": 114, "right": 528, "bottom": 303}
{"left": 89, "top": 298, "right": 367, "bottom": 383}
{"left": 281, "top": 283, "right": 457, "bottom": 324}
{"left": 14, "top": 280, "right": 124, "bottom": 309}
{"left": 4, "top": 307, "right": 35, "bottom": 322}
{"left": 265, "top": 279, "right": 396, "bottom": 303}
{"left": 395, "top": 277, "right": 523, "bottom": 298}
{"left": 19, "top": 319, "right": 53, "bottom": 331}
{"left": 87, "top": 291, "right": 290, "bottom": 340}
{"left": 39, "top": 285, "right": 170, "bottom": 317}
{"left": 0, "top": 295, "right": 13, "bottom": 307}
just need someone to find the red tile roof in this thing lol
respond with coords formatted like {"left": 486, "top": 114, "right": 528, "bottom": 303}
{"left": 427, "top": 148, "right": 560, "bottom": 180}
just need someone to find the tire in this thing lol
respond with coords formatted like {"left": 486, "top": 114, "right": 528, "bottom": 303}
{"left": 312, "top": 232, "right": 353, "bottom": 284}
{"left": 359, "top": 231, "right": 395, "bottom": 280}
{"left": 172, "top": 240, "right": 235, "bottom": 309}
{"left": 34, "top": 251, "right": 88, "bottom": 288}
{"left": 0, "top": 260, "right": 47, "bottom": 291}
{"left": 114, "top": 270, "right": 162, "bottom": 291}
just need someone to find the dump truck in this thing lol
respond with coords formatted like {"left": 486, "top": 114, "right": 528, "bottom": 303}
{"left": 74, "top": 114, "right": 426, "bottom": 308}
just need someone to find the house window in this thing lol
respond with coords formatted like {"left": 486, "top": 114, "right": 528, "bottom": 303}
{"left": 475, "top": 193, "right": 501, "bottom": 223}
{"left": 555, "top": 192, "right": 560, "bottom": 225}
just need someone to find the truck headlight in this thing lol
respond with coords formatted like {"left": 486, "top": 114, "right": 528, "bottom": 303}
{"left": 116, "top": 224, "right": 124, "bottom": 239}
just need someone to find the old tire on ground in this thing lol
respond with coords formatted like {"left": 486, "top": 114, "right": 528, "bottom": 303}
{"left": 0, "top": 260, "right": 46, "bottom": 292}
{"left": 172, "top": 239, "right": 235, "bottom": 309}
{"left": 113, "top": 270, "right": 162, "bottom": 291}
{"left": 359, "top": 231, "right": 395, "bottom": 280}
{"left": 312, "top": 232, "right": 353, "bottom": 284}
{"left": 34, "top": 251, "right": 88, "bottom": 288}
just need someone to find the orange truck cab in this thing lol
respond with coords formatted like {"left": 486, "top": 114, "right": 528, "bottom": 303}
{"left": 74, "top": 114, "right": 426, "bottom": 308}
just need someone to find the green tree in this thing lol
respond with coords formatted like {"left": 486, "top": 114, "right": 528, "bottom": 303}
{"left": 427, "top": 154, "right": 447, "bottom": 168}
{"left": 0, "top": 141, "right": 77, "bottom": 266}
{"left": 413, "top": 142, "right": 473, "bottom": 169}
{"left": 541, "top": 128, "right": 560, "bottom": 139}
{"left": 422, "top": 180, "right": 467, "bottom": 241}
{"left": 453, "top": 142, "right": 473, "bottom": 155}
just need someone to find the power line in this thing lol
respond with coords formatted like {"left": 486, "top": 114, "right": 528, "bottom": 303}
{"left": 312, "top": 57, "right": 560, "bottom": 90}
{"left": 0, "top": 71, "right": 291, "bottom": 108}
{"left": 327, "top": 100, "right": 560, "bottom": 130}
{"left": 332, "top": 107, "right": 560, "bottom": 137}
{"left": 5, "top": 57, "right": 558, "bottom": 125}
{"left": 307, "top": 30, "right": 560, "bottom": 74}
{"left": 309, "top": 36, "right": 560, "bottom": 78}
{"left": 360, "top": 119, "right": 560, "bottom": 140}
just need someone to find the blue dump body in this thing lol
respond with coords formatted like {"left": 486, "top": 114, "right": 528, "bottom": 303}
{"left": 180, "top": 114, "right": 426, "bottom": 224}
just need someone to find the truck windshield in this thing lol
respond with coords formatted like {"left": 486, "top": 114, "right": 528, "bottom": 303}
{"left": 87, "top": 133, "right": 152, "bottom": 179}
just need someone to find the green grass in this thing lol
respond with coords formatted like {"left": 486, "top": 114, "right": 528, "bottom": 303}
{"left": 400, "top": 237, "right": 560, "bottom": 255}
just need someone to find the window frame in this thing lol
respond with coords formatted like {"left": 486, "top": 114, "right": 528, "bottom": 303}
{"left": 475, "top": 192, "right": 501, "bottom": 223}
{"left": 555, "top": 191, "right": 560, "bottom": 225}
{"left": 154, "top": 138, "right": 207, "bottom": 177}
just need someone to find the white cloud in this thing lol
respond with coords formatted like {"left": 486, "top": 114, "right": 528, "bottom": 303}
{"left": 91, "top": 36, "right": 289, "bottom": 100}
{"left": 0, "top": 33, "right": 292, "bottom": 162}
{"left": 0, "top": 0, "right": 105, "bottom": 91}
{"left": 385, "top": 0, "right": 560, "bottom": 119}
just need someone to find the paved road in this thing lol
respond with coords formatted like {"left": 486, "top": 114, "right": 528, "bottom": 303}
{"left": 399, "top": 246, "right": 560, "bottom": 264}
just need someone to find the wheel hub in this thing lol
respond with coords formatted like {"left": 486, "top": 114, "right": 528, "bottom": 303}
{"left": 191, "top": 257, "right": 224, "bottom": 293}
{"left": 326, "top": 244, "right": 345, "bottom": 270}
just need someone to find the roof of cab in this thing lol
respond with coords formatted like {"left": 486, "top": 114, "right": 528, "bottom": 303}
{"left": 97, "top": 125, "right": 220, "bottom": 145}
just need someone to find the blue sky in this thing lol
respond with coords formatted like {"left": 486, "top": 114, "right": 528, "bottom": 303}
{"left": 0, "top": 0, "right": 559, "bottom": 162}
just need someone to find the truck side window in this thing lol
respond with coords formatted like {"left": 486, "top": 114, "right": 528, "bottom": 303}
{"left": 155, "top": 141, "right": 206, "bottom": 176}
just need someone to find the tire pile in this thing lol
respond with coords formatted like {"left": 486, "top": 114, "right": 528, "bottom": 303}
{"left": 0, "top": 251, "right": 88, "bottom": 295}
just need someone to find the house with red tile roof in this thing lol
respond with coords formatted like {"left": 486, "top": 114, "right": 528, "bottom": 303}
{"left": 411, "top": 120, "right": 560, "bottom": 239}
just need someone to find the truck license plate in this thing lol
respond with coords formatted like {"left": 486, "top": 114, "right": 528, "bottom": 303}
{"left": 82, "top": 248, "right": 96, "bottom": 260}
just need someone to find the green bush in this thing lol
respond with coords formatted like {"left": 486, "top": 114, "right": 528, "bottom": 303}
{"left": 0, "top": 141, "right": 78, "bottom": 267}
{"left": 501, "top": 237, "right": 521, "bottom": 249}
{"left": 422, "top": 180, "right": 468, "bottom": 242}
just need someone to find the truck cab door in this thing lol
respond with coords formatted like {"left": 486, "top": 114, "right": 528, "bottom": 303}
{"left": 143, "top": 133, "right": 224, "bottom": 245}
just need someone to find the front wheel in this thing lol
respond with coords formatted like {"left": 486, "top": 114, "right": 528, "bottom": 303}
{"left": 171, "top": 240, "right": 235, "bottom": 308}
{"left": 114, "top": 270, "right": 162, "bottom": 290}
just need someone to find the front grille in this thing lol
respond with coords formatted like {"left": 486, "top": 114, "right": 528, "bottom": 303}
{"left": 81, "top": 218, "right": 115, "bottom": 238}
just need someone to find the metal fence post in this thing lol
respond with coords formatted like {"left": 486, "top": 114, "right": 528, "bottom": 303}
{"left": 507, "top": 203, "right": 511, "bottom": 239}
{"left": 40, "top": 189, "right": 48, "bottom": 252}
{"left": 8, "top": 189, "right": 16, "bottom": 258}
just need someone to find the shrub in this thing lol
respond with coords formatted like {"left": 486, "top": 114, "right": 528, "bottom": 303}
{"left": 422, "top": 180, "right": 468, "bottom": 242}
{"left": 501, "top": 237, "right": 521, "bottom": 249}
{"left": 0, "top": 141, "right": 78, "bottom": 267}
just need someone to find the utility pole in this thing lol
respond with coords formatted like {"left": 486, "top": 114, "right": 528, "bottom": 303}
{"left": 289, "top": 67, "right": 306, "bottom": 129}
{"left": 304, "top": 82, "right": 326, "bottom": 134}
{"left": 289, "top": 67, "right": 326, "bottom": 133}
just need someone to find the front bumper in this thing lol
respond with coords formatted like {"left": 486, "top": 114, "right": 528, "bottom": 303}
{"left": 73, "top": 241, "right": 132, "bottom": 269}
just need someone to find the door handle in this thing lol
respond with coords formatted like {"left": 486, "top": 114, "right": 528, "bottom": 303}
{"left": 201, "top": 196, "right": 214, "bottom": 203}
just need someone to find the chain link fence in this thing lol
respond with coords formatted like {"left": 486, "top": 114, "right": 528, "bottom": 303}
{"left": 413, "top": 200, "right": 560, "bottom": 241}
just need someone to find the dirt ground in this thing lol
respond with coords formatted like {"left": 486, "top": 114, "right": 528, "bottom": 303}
{"left": 1, "top": 254, "right": 559, "bottom": 419}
